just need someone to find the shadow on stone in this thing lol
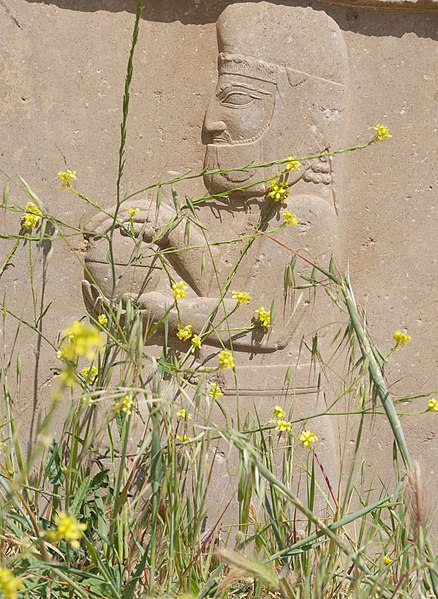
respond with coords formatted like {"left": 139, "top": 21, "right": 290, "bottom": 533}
{"left": 18, "top": 0, "right": 438, "bottom": 39}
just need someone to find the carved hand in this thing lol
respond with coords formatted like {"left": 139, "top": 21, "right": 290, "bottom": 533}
{"left": 83, "top": 200, "right": 177, "bottom": 246}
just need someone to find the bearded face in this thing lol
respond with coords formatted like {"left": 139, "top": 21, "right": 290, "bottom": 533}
{"left": 203, "top": 71, "right": 277, "bottom": 197}
{"left": 202, "top": 63, "right": 347, "bottom": 203}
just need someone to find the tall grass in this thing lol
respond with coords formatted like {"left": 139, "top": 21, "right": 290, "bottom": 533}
{"left": 0, "top": 2, "right": 436, "bottom": 597}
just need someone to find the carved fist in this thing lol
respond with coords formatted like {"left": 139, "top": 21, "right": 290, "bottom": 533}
{"left": 83, "top": 199, "right": 176, "bottom": 247}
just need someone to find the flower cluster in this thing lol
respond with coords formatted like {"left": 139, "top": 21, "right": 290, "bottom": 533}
{"left": 127, "top": 207, "right": 140, "bottom": 217}
{"left": 383, "top": 555, "right": 392, "bottom": 565}
{"left": 48, "top": 512, "right": 87, "bottom": 549}
{"left": 114, "top": 394, "right": 133, "bottom": 415}
{"left": 275, "top": 419, "right": 292, "bottom": 433}
{"left": 272, "top": 405, "right": 286, "bottom": 420}
{"left": 298, "top": 429, "right": 318, "bottom": 449}
{"left": 208, "top": 382, "right": 223, "bottom": 399}
{"left": 175, "top": 323, "right": 202, "bottom": 350}
{"left": 176, "top": 408, "right": 192, "bottom": 420}
{"left": 270, "top": 406, "right": 292, "bottom": 433}
{"left": 232, "top": 291, "right": 251, "bottom": 305}
{"left": 285, "top": 157, "right": 301, "bottom": 172}
{"left": 255, "top": 307, "right": 271, "bottom": 328}
{"left": 22, "top": 201, "right": 42, "bottom": 230}
{"left": 0, "top": 569, "right": 24, "bottom": 599}
{"left": 373, "top": 124, "right": 391, "bottom": 142}
{"left": 191, "top": 334, "right": 202, "bottom": 350}
{"left": 283, "top": 210, "right": 299, "bottom": 228}
{"left": 176, "top": 324, "right": 192, "bottom": 341}
{"left": 57, "top": 321, "right": 102, "bottom": 362}
{"left": 172, "top": 281, "right": 188, "bottom": 300}
{"left": 80, "top": 365, "right": 98, "bottom": 384}
{"left": 393, "top": 329, "right": 411, "bottom": 347}
{"left": 268, "top": 179, "right": 289, "bottom": 202}
{"left": 218, "top": 349, "right": 234, "bottom": 370}
{"left": 428, "top": 398, "right": 438, "bottom": 413}
{"left": 98, "top": 314, "right": 108, "bottom": 326}
{"left": 57, "top": 369, "right": 76, "bottom": 389}
{"left": 81, "top": 395, "right": 94, "bottom": 408}
{"left": 58, "top": 169, "right": 77, "bottom": 189}
{"left": 177, "top": 434, "right": 191, "bottom": 443}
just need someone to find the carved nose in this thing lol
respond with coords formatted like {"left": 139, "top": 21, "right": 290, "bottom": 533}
{"left": 203, "top": 119, "right": 226, "bottom": 134}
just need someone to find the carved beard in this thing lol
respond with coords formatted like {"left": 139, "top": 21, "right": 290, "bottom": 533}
{"left": 203, "top": 141, "right": 267, "bottom": 197}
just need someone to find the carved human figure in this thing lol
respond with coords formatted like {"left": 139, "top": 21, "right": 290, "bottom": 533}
{"left": 83, "top": 2, "right": 348, "bottom": 368}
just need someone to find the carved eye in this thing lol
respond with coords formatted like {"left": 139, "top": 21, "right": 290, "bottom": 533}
{"left": 220, "top": 91, "right": 255, "bottom": 108}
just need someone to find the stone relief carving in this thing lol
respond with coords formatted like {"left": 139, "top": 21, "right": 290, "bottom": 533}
{"left": 82, "top": 3, "right": 349, "bottom": 375}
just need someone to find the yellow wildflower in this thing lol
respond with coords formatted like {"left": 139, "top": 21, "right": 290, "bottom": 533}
{"left": 208, "top": 382, "right": 223, "bottom": 399}
{"left": 218, "top": 349, "right": 235, "bottom": 370}
{"left": 255, "top": 307, "right": 271, "bottom": 328}
{"left": 285, "top": 157, "right": 301, "bottom": 172}
{"left": 172, "top": 281, "right": 188, "bottom": 300}
{"left": 98, "top": 314, "right": 108, "bottom": 326}
{"left": 283, "top": 210, "right": 299, "bottom": 227}
{"left": 272, "top": 405, "right": 286, "bottom": 420}
{"left": 176, "top": 324, "right": 192, "bottom": 341}
{"left": 373, "top": 124, "right": 391, "bottom": 142}
{"left": 48, "top": 512, "right": 87, "bottom": 549}
{"left": 232, "top": 291, "right": 251, "bottom": 305}
{"left": 428, "top": 398, "right": 438, "bottom": 413}
{"left": 57, "top": 321, "right": 102, "bottom": 361}
{"left": 191, "top": 334, "right": 202, "bottom": 350}
{"left": 58, "top": 169, "right": 77, "bottom": 188}
{"left": 114, "top": 394, "right": 133, "bottom": 415}
{"left": 81, "top": 395, "right": 94, "bottom": 407}
{"left": 80, "top": 365, "right": 98, "bottom": 384}
{"left": 58, "top": 368, "right": 76, "bottom": 388}
{"left": 383, "top": 555, "right": 392, "bottom": 565}
{"left": 275, "top": 419, "right": 292, "bottom": 433}
{"left": 298, "top": 429, "right": 318, "bottom": 449}
{"left": 127, "top": 207, "right": 140, "bottom": 217}
{"left": 0, "top": 568, "right": 24, "bottom": 599}
{"left": 177, "top": 434, "right": 191, "bottom": 443}
{"left": 393, "top": 329, "right": 411, "bottom": 347}
{"left": 22, "top": 201, "right": 42, "bottom": 230}
{"left": 176, "top": 408, "right": 192, "bottom": 420}
{"left": 268, "top": 179, "right": 289, "bottom": 202}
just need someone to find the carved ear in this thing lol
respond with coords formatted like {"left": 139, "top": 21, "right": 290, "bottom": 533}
{"left": 285, "top": 68, "right": 307, "bottom": 88}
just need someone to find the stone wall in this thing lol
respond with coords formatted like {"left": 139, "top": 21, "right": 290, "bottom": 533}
{"left": 1, "top": 0, "right": 437, "bottom": 518}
